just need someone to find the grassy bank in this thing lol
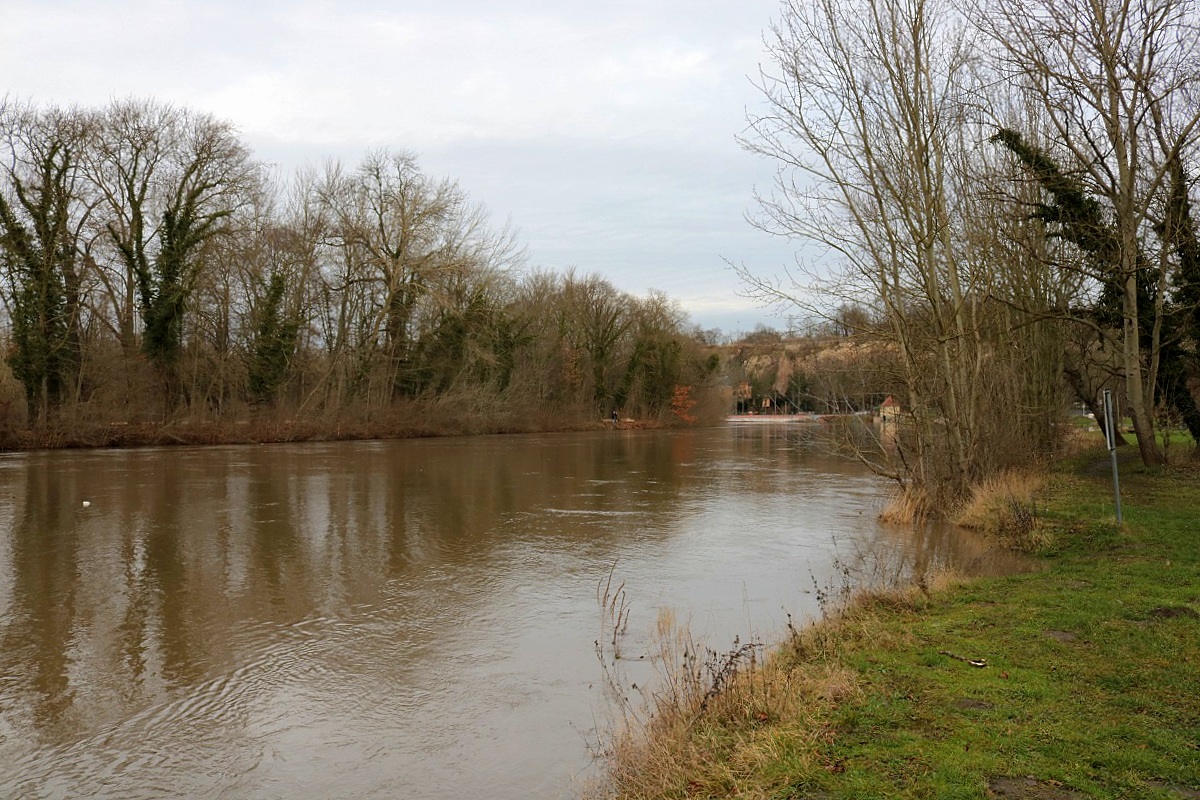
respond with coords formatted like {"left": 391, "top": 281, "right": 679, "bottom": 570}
{"left": 595, "top": 451, "right": 1200, "bottom": 799}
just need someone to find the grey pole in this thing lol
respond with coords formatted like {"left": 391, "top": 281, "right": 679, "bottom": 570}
{"left": 1102, "top": 389, "right": 1123, "bottom": 525}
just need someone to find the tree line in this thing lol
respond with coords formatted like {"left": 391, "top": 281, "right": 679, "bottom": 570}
{"left": 739, "top": 0, "right": 1200, "bottom": 513}
{"left": 0, "top": 98, "right": 720, "bottom": 444}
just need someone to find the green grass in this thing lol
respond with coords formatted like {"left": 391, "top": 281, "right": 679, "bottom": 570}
{"left": 602, "top": 453, "right": 1200, "bottom": 799}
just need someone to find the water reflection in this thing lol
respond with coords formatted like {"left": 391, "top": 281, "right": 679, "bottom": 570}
{"left": 0, "top": 427, "right": 1021, "bottom": 799}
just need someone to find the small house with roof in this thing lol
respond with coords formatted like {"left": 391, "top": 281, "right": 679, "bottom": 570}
{"left": 877, "top": 395, "right": 902, "bottom": 424}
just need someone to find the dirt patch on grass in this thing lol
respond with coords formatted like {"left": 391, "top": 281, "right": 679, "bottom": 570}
{"left": 1043, "top": 629, "right": 1079, "bottom": 642}
{"left": 1147, "top": 780, "right": 1200, "bottom": 798}
{"left": 988, "top": 776, "right": 1086, "bottom": 799}
{"left": 1148, "top": 605, "right": 1199, "bottom": 619}
{"left": 954, "top": 698, "right": 994, "bottom": 711}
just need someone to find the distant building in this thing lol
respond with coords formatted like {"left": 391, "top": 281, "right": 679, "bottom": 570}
{"left": 877, "top": 395, "right": 901, "bottom": 424}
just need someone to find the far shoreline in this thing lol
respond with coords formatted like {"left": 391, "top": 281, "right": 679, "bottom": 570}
{"left": 0, "top": 413, "right": 684, "bottom": 455}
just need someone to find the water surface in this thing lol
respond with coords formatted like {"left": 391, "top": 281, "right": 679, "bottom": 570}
{"left": 0, "top": 425, "right": 1017, "bottom": 799}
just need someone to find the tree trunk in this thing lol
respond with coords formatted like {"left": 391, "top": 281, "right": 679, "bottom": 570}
{"left": 1122, "top": 272, "right": 1165, "bottom": 464}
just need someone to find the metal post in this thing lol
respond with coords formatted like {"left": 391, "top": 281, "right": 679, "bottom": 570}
{"left": 1102, "top": 389, "right": 1123, "bottom": 525}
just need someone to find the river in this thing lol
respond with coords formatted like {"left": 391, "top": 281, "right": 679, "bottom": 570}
{"left": 0, "top": 424, "right": 1019, "bottom": 799}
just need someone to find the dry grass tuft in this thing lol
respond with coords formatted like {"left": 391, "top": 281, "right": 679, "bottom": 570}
{"left": 595, "top": 654, "right": 842, "bottom": 800}
{"left": 1060, "top": 423, "right": 1103, "bottom": 457}
{"left": 589, "top": 573, "right": 960, "bottom": 799}
{"left": 851, "top": 567, "right": 956, "bottom": 613}
{"left": 590, "top": 608, "right": 810, "bottom": 799}
{"left": 955, "top": 470, "right": 1047, "bottom": 551}
{"left": 878, "top": 485, "right": 932, "bottom": 525}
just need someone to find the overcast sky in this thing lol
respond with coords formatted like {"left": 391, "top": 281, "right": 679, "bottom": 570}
{"left": 2, "top": 0, "right": 805, "bottom": 335}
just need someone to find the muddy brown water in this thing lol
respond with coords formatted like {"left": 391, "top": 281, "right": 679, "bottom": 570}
{"left": 0, "top": 425, "right": 1023, "bottom": 799}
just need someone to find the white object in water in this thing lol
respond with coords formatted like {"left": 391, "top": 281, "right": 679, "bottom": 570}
{"left": 81, "top": 500, "right": 91, "bottom": 508}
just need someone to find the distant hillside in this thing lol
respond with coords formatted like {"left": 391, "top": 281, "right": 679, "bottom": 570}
{"left": 718, "top": 334, "right": 898, "bottom": 414}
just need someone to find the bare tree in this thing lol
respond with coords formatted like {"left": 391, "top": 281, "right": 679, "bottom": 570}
{"left": 978, "top": 0, "right": 1200, "bottom": 465}
{"left": 0, "top": 101, "right": 97, "bottom": 421}
{"left": 85, "top": 99, "right": 261, "bottom": 407}
{"left": 742, "top": 0, "right": 1017, "bottom": 510}
{"left": 232, "top": 178, "right": 324, "bottom": 411}
{"left": 0, "top": 95, "right": 726, "bottom": 441}
{"left": 309, "top": 151, "right": 523, "bottom": 409}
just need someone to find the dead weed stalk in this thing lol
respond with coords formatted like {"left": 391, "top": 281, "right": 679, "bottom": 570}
{"left": 597, "top": 561, "right": 631, "bottom": 658}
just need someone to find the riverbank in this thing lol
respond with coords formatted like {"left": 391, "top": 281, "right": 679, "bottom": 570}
{"left": 0, "top": 408, "right": 674, "bottom": 452}
{"left": 594, "top": 450, "right": 1200, "bottom": 799}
